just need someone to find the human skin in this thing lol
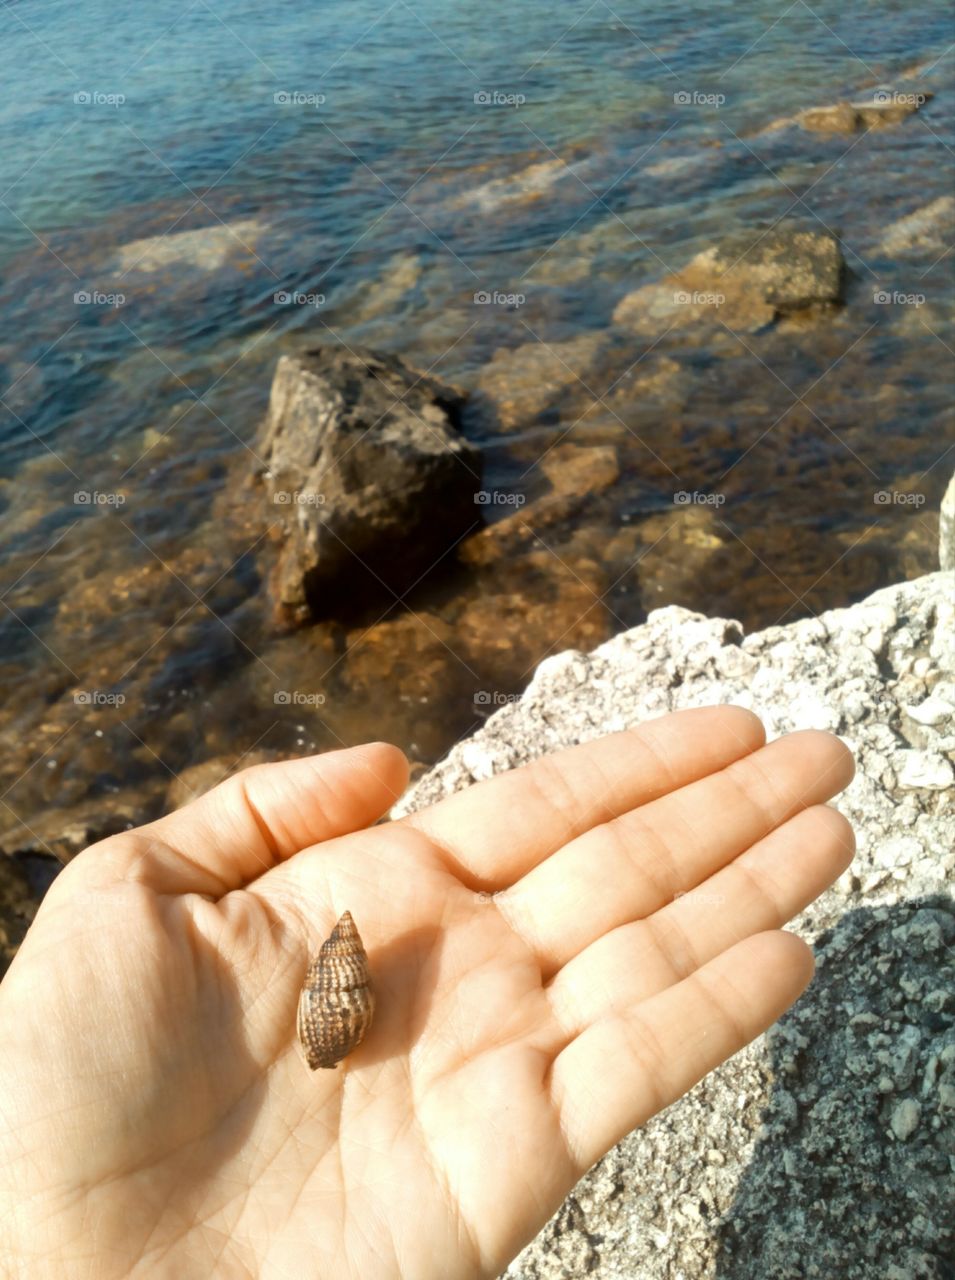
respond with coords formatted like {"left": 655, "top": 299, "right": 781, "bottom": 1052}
{"left": 0, "top": 706, "right": 854, "bottom": 1279}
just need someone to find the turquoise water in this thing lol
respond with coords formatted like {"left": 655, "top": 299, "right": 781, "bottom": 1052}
{"left": 0, "top": 0, "right": 952, "bottom": 462}
{"left": 0, "top": 2, "right": 952, "bottom": 844}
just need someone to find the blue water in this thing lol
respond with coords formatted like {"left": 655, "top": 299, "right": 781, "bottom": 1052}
{"left": 0, "top": 1, "right": 952, "bottom": 835}
{"left": 1, "top": 0, "right": 952, "bottom": 465}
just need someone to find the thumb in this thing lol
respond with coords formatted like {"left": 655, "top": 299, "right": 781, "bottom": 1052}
{"left": 83, "top": 743, "right": 409, "bottom": 896}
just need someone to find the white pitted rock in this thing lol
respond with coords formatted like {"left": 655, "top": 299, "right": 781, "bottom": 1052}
{"left": 394, "top": 571, "right": 954, "bottom": 1280}
{"left": 941, "top": 471, "right": 955, "bottom": 573}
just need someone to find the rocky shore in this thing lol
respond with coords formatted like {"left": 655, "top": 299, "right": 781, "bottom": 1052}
{"left": 0, "top": 51, "right": 952, "bottom": 1275}
{"left": 397, "top": 557, "right": 954, "bottom": 1280}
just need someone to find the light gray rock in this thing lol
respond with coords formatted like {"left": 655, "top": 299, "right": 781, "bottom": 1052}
{"left": 941, "top": 472, "right": 955, "bottom": 573}
{"left": 395, "top": 571, "right": 954, "bottom": 1280}
{"left": 890, "top": 1098, "right": 922, "bottom": 1141}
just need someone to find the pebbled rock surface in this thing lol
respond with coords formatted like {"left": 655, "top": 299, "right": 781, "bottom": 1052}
{"left": 395, "top": 570, "right": 954, "bottom": 1280}
{"left": 257, "top": 346, "right": 481, "bottom": 623}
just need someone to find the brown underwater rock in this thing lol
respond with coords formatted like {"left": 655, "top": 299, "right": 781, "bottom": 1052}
{"left": 473, "top": 334, "right": 605, "bottom": 430}
{"left": 613, "top": 225, "right": 845, "bottom": 335}
{"left": 760, "top": 91, "right": 933, "bottom": 136}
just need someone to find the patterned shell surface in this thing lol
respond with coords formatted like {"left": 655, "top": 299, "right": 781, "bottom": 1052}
{"left": 297, "top": 911, "right": 375, "bottom": 1070}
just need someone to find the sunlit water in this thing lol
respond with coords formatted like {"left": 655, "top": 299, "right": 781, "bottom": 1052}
{"left": 0, "top": 0, "right": 952, "bottom": 848}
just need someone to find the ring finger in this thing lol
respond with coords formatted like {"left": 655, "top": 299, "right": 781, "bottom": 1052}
{"left": 545, "top": 802, "right": 854, "bottom": 1037}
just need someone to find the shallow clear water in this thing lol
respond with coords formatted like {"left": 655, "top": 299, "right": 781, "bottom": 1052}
{"left": 0, "top": 1, "right": 952, "bottom": 848}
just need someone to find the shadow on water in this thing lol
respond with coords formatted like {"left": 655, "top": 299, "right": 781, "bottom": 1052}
{"left": 715, "top": 896, "right": 955, "bottom": 1280}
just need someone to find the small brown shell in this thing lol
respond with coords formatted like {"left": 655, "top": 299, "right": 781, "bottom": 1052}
{"left": 297, "top": 911, "right": 374, "bottom": 1070}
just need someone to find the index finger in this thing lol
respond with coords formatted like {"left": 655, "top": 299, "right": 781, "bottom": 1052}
{"left": 399, "top": 706, "right": 765, "bottom": 884}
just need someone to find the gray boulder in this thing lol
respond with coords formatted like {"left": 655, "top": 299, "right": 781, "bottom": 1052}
{"left": 395, "top": 570, "right": 954, "bottom": 1280}
{"left": 258, "top": 347, "right": 481, "bottom": 622}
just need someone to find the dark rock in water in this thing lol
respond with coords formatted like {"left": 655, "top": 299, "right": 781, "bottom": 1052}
{"left": 0, "top": 851, "right": 61, "bottom": 975}
{"left": 613, "top": 225, "right": 845, "bottom": 334}
{"left": 0, "top": 796, "right": 145, "bottom": 864}
{"left": 257, "top": 347, "right": 481, "bottom": 623}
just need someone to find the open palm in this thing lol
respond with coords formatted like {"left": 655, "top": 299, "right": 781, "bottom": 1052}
{"left": 0, "top": 707, "right": 854, "bottom": 1279}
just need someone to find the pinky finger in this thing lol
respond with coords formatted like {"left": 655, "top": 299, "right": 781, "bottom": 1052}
{"left": 550, "top": 930, "right": 813, "bottom": 1174}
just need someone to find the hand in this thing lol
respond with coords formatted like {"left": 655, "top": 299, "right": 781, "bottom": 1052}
{"left": 0, "top": 708, "right": 854, "bottom": 1279}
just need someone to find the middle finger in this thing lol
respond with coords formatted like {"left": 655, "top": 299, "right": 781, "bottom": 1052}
{"left": 496, "top": 730, "right": 853, "bottom": 975}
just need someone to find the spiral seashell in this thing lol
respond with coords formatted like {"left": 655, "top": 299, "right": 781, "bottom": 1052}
{"left": 297, "top": 911, "right": 374, "bottom": 1070}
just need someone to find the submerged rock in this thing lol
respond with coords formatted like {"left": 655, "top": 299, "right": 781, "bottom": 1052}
{"left": 456, "top": 552, "right": 611, "bottom": 677}
{"left": 112, "top": 218, "right": 267, "bottom": 275}
{"left": 343, "top": 252, "right": 422, "bottom": 328}
{"left": 452, "top": 157, "right": 577, "bottom": 214}
{"left": 473, "top": 334, "right": 605, "bottom": 430}
{"left": 257, "top": 346, "right": 481, "bottom": 623}
{"left": 879, "top": 195, "right": 955, "bottom": 256}
{"left": 164, "top": 749, "right": 278, "bottom": 811}
{"left": 613, "top": 225, "right": 845, "bottom": 334}
{"left": 461, "top": 444, "right": 619, "bottom": 567}
{"left": 764, "top": 91, "right": 933, "bottom": 136}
